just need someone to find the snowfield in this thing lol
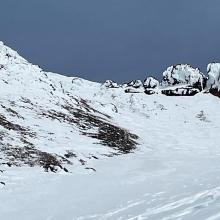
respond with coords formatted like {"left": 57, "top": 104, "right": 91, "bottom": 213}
{"left": 1, "top": 42, "right": 220, "bottom": 220}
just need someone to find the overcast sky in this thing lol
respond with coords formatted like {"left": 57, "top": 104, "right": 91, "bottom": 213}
{"left": 1, "top": 0, "right": 220, "bottom": 82}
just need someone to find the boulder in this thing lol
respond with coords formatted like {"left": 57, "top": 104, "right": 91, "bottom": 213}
{"left": 207, "top": 63, "right": 220, "bottom": 89}
{"left": 123, "top": 80, "right": 144, "bottom": 93}
{"left": 103, "top": 80, "right": 120, "bottom": 88}
{"left": 125, "top": 80, "right": 143, "bottom": 89}
{"left": 207, "top": 63, "right": 220, "bottom": 97}
{"left": 143, "top": 77, "right": 159, "bottom": 89}
{"left": 125, "top": 88, "right": 143, "bottom": 93}
{"left": 145, "top": 89, "right": 157, "bottom": 95}
{"left": 161, "top": 87, "right": 200, "bottom": 96}
{"left": 161, "top": 64, "right": 206, "bottom": 91}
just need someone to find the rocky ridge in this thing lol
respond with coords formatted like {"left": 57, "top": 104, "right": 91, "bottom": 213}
{"left": 103, "top": 63, "right": 220, "bottom": 97}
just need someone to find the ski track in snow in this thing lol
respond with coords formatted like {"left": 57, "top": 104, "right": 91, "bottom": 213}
{"left": 76, "top": 186, "right": 220, "bottom": 220}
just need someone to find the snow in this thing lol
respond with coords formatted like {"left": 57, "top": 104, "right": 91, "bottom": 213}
{"left": 144, "top": 77, "right": 159, "bottom": 89}
{"left": 207, "top": 63, "right": 220, "bottom": 90}
{"left": 103, "top": 80, "right": 120, "bottom": 88}
{"left": 0, "top": 42, "right": 220, "bottom": 219}
{"left": 162, "top": 64, "right": 205, "bottom": 90}
{"left": 130, "top": 80, "right": 143, "bottom": 88}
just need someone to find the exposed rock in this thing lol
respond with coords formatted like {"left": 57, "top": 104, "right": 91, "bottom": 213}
{"left": 162, "top": 87, "right": 200, "bottom": 96}
{"left": 0, "top": 144, "right": 71, "bottom": 173}
{"left": 123, "top": 80, "right": 144, "bottom": 93}
{"left": 103, "top": 80, "right": 120, "bottom": 88}
{"left": 125, "top": 80, "right": 143, "bottom": 88}
{"left": 102, "top": 65, "right": 211, "bottom": 97}
{"left": 207, "top": 63, "right": 220, "bottom": 97}
{"left": 41, "top": 99, "right": 139, "bottom": 154}
{"left": 125, "top": 88, "right": 144, "bottom": 93}
{"left": 161, "top": 64, "right": 206, "bottom": 91}
{"left": 144, "top": 77, "right": 159, "bottom": 89}
{"left": 209, "top": 88, "right": 220, "bottom": 98}
{"left": 145, "top": 89, "right": 157, "bottom": 95}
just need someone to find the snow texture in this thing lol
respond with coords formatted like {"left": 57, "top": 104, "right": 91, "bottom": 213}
{"left": 0, "top": 41, "right": 220, "bottom": 220}
{"left": 207, "top": 63, "right": 220, "bottom": 90}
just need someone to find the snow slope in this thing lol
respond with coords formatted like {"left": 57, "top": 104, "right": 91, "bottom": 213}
{"left": 1, "top": 42, "right": 220, "bottom": 220}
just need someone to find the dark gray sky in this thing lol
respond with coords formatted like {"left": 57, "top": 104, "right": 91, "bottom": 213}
{"left": 1, "top": 0, "right": 220, "bottom": 82}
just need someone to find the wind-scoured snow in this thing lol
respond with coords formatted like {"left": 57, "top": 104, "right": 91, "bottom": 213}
{"left": 0, "top": 42, "right": 220, "bottom": 220}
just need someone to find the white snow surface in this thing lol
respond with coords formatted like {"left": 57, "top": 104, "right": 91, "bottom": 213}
{"left": 207, "top": 63, "right": 220, "bottom": 90}
{"left": 1, "top": 42, "right": 220, "bottom": 220}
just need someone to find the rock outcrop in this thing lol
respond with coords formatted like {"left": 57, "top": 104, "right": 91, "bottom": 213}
{"left": 161, "top": 87, "right": 200, "bottom": 96}
{"left": 125, "top": 80, "right": 143, "bottom": 88}
{"left": 161, "top": 64, "right": 206, "bottom": 91}
{"left": 143, "top": 77, "right": 160, "bottom": 95}
{"left": 123, "top": 80, "right": 145, "bottom": 93}
{"left": 160, "top": 64, "right": 207, "bottom": 96}
{"left": 103, "top": 80, "right": 120, "bottom": 88}
{"left": 143, "top": 77, "right": 159, "bottom": 89}
{"left": 101, "top": 60, "right": 220, "bottom": 98}
{"left": 207, "top": 63, "right": 220, "bottom": 97}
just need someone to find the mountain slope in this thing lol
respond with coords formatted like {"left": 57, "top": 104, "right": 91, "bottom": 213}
{"left": 0, "top": 41, "right": 139, "bottom": 173}
{"left": 1, "top": 42, "right": 220, "bottom": 220}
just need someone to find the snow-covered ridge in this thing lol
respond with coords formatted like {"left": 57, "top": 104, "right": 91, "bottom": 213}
{"left": 3, "top": 40, "right": 218, "bottom": 174}
{"left": 1, "top": 41, "right": 219, "bottom": 97}
{"left": 0, "top": 41, "right": 32, "bottom": 70}
{"left": 0, "top": 41, "right": 139, "bottom": 174}
{"left": 1, "top": 42, "right": 220, "bottom": 220}
{"left": 103, "top": 63, "right": 220, "bottom": 96}
{"left": 0, "top": 41, "right": 219, "bottom": 164}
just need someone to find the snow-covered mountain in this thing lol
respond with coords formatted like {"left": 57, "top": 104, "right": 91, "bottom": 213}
{"left": 1, "top": 41, "right": 220, "bottom": 220}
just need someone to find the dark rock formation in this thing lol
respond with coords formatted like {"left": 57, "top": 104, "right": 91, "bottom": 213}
{"left": 162, "top": 87, "right": 200, "bottom": 96}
